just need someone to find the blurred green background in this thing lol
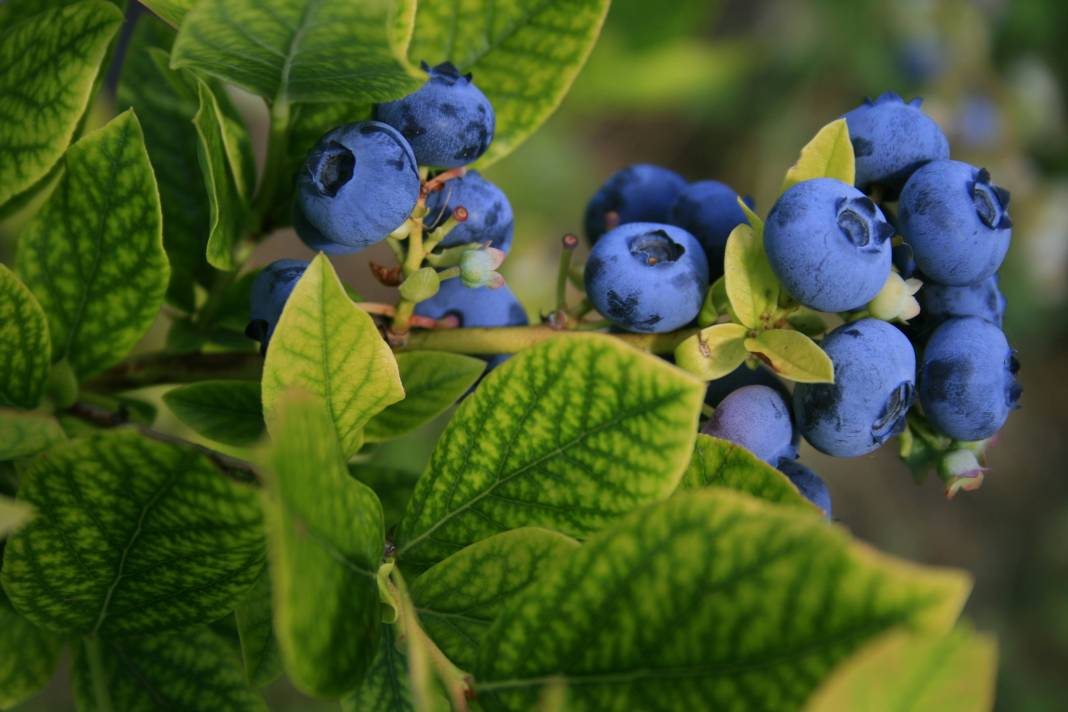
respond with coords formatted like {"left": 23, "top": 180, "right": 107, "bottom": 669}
{"left": 5, "top": 0, "right": 1068, "bottom": 709}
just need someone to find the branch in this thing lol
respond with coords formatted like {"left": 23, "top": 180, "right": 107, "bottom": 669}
{"left": 398, "top": 326, "right": 697, "bottom": 355}
{"left": 88, "top": 352, "right": 263, "bottom": 391}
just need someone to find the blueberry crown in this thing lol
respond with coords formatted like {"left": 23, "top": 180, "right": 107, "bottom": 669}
{"left": 971, "top": 168, "right": 1013, "bottom": 230}
{"left": 861, "top": 91, "right": 923, "bottom": 109}
{"left": 421, "top": 60, "right": 474, "bottom": 85}
{"left": 834, "top": 196, "right": 894, "bottom": 248}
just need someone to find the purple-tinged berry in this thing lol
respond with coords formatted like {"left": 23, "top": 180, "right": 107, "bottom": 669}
{"left": 701, "top": 385, "right": 798, "bottom": 465}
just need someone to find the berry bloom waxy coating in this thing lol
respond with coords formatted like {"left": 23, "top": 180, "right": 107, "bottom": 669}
{"left": 918, "top": 275, "right": 1005, "bottom": 329}
{"left": 701, "top": 385, "right": 798, "bottom": 465}
{"left": 245, "top": 259, "right": 308, "bottom": 353}
{"left": 375, "top": 62, "right": 495, "bottom": 169}
{"left": 899, "top": 160, "right": 1012, "bottom": 285}
{"left": 425, "top": 170, "right": 513, "bottom": 251}
{"left": 778, "top": 460, "right": 832, "bottom": 517}
{"left": 668, "top": 180, "right": 752, "bottom": 277}
{"left": 414, "top": 278, "right": 527, "bottom": 371}
{"left": 843, "top": 92, "right": 949, "bottom": 194}
{"left": 584, "top": 222, "right": 709, "bottom": 333}
{"left": 765, "top": 178, "right": 894, "bottom": 313}
{"left": 294, "top": 121, "right": 419, "bottom": 254}
{"left": 918, "top": 317, "right": 1020, "bottom": 441}
{"left": 794, "top": 319, "right": 916, "bottom": 457}
{"left": 584, "top": 164, "right": 687, "bottom": 243}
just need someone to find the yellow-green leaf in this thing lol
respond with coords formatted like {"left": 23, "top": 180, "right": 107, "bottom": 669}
{"left": 476, "top": 489, "right": 971, "bottom": 711}
{"left": 0, "top": 265, "right": 50, "bottom": 409}
{"left": 674, "top": 322, "right": 749, "bottom": 380}
{"left": 0, "top": 593, "right": 63, "bottom": 709}
{"left": 745, "top": 328, "right": 835, "bottom": 384}
{"left": 737, "top": 195, "right": 764, "bottom": 232}
{"left": 0, "top": 495, "right": 34, "bottom": 539}
{"left": 0, "top": 409, "right": 65, "bottom": 461}
{"left": 782, "top": 118, "right": 856, "bottom": 194}
{"left": 16, "top": 110, "right": 169, "bottom": 380}
{"left": 805, "top": 625, "right": 997, "bottom": 712}
{"left": 262, "top": 254, "right": 404, "bottom": 458}
{"left": 263, "top": 390, "right": 385, "bottom": 697}
{"left": 724, "top": 223, "right": 779, "bottom": 329}
{"left": 396, "top": 333, "right": 704, "bottom": 571}
{"left": 407, "top": 0, "right": 611, "bottom": 167}
{"left": 0, "top": 1, "right": 123, "bottom": 208}
{"left": 679, "top": 434, "right": 819, "bottom": 513}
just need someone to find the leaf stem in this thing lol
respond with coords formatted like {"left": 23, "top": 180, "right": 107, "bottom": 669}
{"left": 556, "top": 233, "right": 579, "bottom": 311}
{"left": 85, "top": 636, "right": 114, "bottom": 712}
{"left": 250, "top": 100, "right": 291, "bottom": 236}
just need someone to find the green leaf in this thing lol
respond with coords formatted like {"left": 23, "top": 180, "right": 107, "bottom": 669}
{"left": 0, "top": 494, "right": 34, "bottom": 539}
{"left": 341, "top": 624, "right": 418, "bottom": 712}
{"left": 171, "top": 0, "right": 419, "bottom": 106}
{"left": 262, "top": 254, "right": 404, "bottom": 458}
{"left": 164, "top": 380, "right": 265, "bottom": 447}
{"left": 805, "top": 625, "right": 997, "bottom": 712}
{"left": 673, "top": 323, "right": 749, "bottom": 381}
{"left": 365, "top": 352, "right": 485, "bottom": 443}
{"left": 234, "top": 565, "right": 283, "bottom": 688}
{"left": 408, "top": 0, "right": 611, "bottom": 166}
{"left": 745, "top": 329, "right": 835, "bottom": 384}
{"left": 0, "top": 593, "right": 63, "bottom": 709}
{"left": 138, "top": 0, "right": 194, "bottom": 27}
{"left": 0, "top": 1, "right": 123, "bottom": 208}
{"left": 263, "top": 390, "right": 385, "bottom": 697}
{"left": 193, "top": 76, "right": 254, "bottom": 271}
{"left": 724, "top": 223, "right": 779, "bottom": 330}
{"left": 0, "top": 265, "right": 50, "bottom": 409}
{"left": 0, "top": 409, "right": 65, "bottom": 461}
{"left": 395, "top": 333, "right": 704, "bottom": 571}
{"left": 782, "top": 118, "right": 855, "bottom": 194}
{"left": 16, "top": 110, "right": 169, "bottom": 380}
{"left": 679, "top": 434, "right": 818, "bottom": 513}
{"left": 72, "top": 627, "right": 267, "bottom": 712}
{"left": 1, "top": 431, "right": 265, "bottom": 637}
{"left": 117, "top": 19, "right": 215, "bottom": 309}
{"left": 350, "top": 464, "right": 421, "bottom": 531}
{"left": 475, "top": 489, "right": 972, "bottom": 711}
{"left": 411, "top": 528, "right": 578, "bottom": 671}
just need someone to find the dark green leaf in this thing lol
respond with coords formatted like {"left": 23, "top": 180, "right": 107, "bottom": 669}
{"left": 411, "top": 528, "right": 578, "bottom": 670}
{"left": 0, "top": 409, "right": 65, "bottom": 461}
{"left": 396, "top": 333, "right": 705, "bottom": 570}
{"left": 137, "top": 0, "right": 193, "bottom": 27}
{"left": 476, "top": 489, "right": 972, "bottom": 711}
{"left": 365, "top": 352, "right": 485, "bottom": 442}
{"left": 263, "top": 390, "right": 385, "bottom": 697}
{"left": 164, "top": 380, "right": 264, "bottom": 447}
{"left": 0, "top": 0, "right": 123, "bottom": 208}
{"left": 679, "top": 434, "right": 819, "bottom": 513}
{"left": 171, "top": 0, "right": 419, "bottom": 105}
{"left": 408, "top": 0, "right": 611, "bottom": 166}
{"left": 0, "top": 592, "right": 63, "bottom": 709}
{"left": 16, "top": 110, "right": 169, "bottom": 380}
{"left": 234, "top": 565, "right": 283, "bottom": 688}
{"left": 341, "top": 625, "right": 418, "bottom": 712}
{"left": 1, "top": 431, "right": 265, "bottom": 637}
{"left": 0, "top": 265, "right": 50, "bottom": 409}
{"left": 350, "top": 464, "right": 421, "bottom": 531}
{"left": 72, "top": 627, "right": 267, "bottom": 711}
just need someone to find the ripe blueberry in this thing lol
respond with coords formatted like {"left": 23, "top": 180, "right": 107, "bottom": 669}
{"left": 765, "top": 178, "right": 894, "bottom": 313}
{"left": 794, "top": 319, "right": 916, "bottom": 457}
{"left": 843, "top": 92, "right": 949, "bottom": 194}
{"left": 584, "top": 164, "right": 687, "bottom": 243}
{"left": 584, "top": 222, "right": 709, "bottom": 333}
{"left": 375, "top": 62, "right": 495, "bottom": 168}
{"left": 245, "top": 259, "right": 308, "bottom": 353}
{"left": 898, "top": 160, "right": 1012, "bottom": 286}
{"left": 918, "top": 317, "right": 1020, "bottom": 441}
{"left": 917, "top": 275, "right": 1005, "bottom": 330}
{"left": 294, "top": 121, "right": 419, "bottom": 254}
{"left": 777, "top": 459, "right": 832, "bottom": 518}
{"left": 425, "top": 170, "right": 513, "bottom": 252}
{"left": 667, "top": 180, "right": 753, "bottom": 277}
{"left": 414, "top": 278, "right": 527, "bottom": 371}
{"left": 701, "top": 385, "right": 798, "bottom": 465}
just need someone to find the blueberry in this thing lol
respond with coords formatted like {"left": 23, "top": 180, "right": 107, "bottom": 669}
{"left": 584, "top": 164, "right": 687, "bottom": 243}
{"left": 245, "top": 259, "right": 309, "bottom": 353}
{"left": 414, "top": 278, "right": 527, "bottom": 371}
{"left": 584, "top": 222, "right": 709, "bottom": 333}
{"left": 765, "top": 178, "right": 894, "bottom": 313}
{"left": 794, "top": 319, "right": 916, "bottom": 457}
{"left": 701, "top": 385, "right": 798, "bottom": 465}
{"left": 777, "top": 460, "right": 832, "bottom": 518}
{"left": 918, "top": 317, "right": 1020, "bottom": 441}
{"left": 898, "top": 160, "right": 1012, "bottom": 285}
{"left": 375, "top": 62, "right": 495, "bottom": 168}
{"left": 842, "top": 92, "right": 949, "bottom": 195}
{"left": 425, "top": 170, "right": 513, "bottom": 252}
{"left": 705, "top": 363, "right": 789, "bottom": 408}
{"left": 667, "top": 180, "right": 753, "bottom": 277}
{"left": 294, "top": 121, "right": 420, "bottom": 254}
{"left": 917, "top": 275, "right": 1005, "bottom": 329}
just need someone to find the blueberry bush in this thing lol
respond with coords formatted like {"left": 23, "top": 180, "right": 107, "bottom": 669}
{"left": 0, "top": 1, "right": 1011, "bottom": 710}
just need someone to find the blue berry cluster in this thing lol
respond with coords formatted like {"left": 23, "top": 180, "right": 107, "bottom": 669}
{"left": 247, "top": 63, "right": 525, "bottom": 354}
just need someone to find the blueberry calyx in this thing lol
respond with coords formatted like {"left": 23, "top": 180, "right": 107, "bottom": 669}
{"left": 971, "top": 170, "right": 1012, "bottom": 230}
{"left": 872, "top": 381, "right": 915, "bottom": 440}
{"left": 421, "top": 60, "right": 472, "bottom": 85}
{"left": 308, "top": 142, "right": 355, "bottom": 197}
{"left": 835, "top": 196, "right": 892, "bottom": 248}
{"left": 628, "top": 229, "right": 684, "bottom": 266}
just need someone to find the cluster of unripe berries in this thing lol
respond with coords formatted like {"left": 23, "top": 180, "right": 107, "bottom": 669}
{"left": 582, "top": 92, "right": 1020, "bottom": 512}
